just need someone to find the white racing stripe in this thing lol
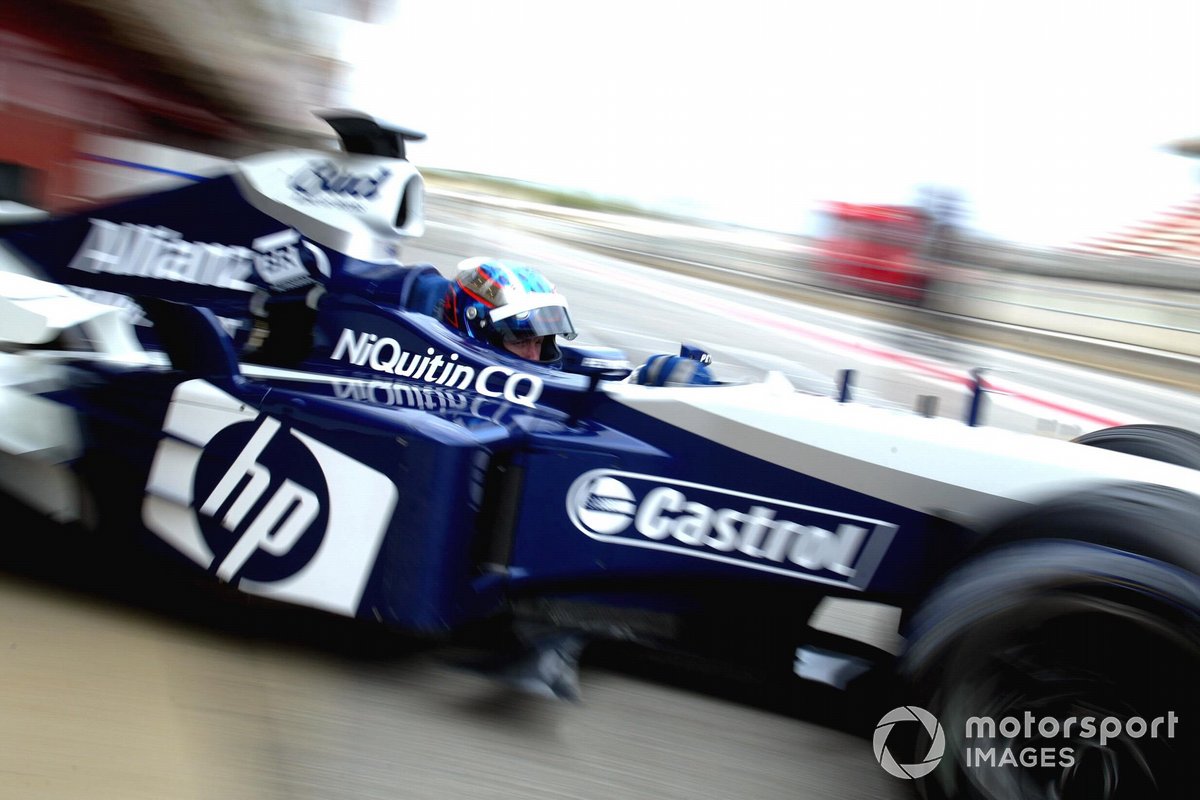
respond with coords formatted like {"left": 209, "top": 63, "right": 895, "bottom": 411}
{"left": 604, "top": 379, "right": 1200, "bottom": 527}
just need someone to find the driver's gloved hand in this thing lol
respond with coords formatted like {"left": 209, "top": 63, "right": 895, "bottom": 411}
{"left": 632, "top": 354, "right": 715, "bottom": 386}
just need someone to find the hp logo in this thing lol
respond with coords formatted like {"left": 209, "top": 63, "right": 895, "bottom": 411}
{"left": 144, "top": 380, "right": 401, "bottom": 616}
{"left": 194, "top": 416, "right": 329, "bottom": 583}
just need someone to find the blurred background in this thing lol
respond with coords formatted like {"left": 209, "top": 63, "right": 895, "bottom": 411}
{"left": 4, "top": 0, "right": 1200, "bottom": 389}
{"left": 2, "top": 2, "right": 1200, "bottom": 799}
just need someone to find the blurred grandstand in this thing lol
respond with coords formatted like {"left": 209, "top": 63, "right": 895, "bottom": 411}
{"left": 1072, "top": 195, "right": 1200, "bottom": 261}
{"left": 0, "top": 0, "right": 371, "bottom": 210}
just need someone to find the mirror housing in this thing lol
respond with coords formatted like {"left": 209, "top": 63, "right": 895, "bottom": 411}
{"left": 560, "top": 343, "right": 632, "bottom": 381}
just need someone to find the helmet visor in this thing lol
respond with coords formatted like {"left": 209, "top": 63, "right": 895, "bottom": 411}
{"left": 490, "top": 303, "right": 577, "bottom": 342}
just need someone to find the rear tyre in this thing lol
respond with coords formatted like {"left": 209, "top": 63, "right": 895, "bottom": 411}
{"left": 902, "top": 540, "right": 1200, "bottom": 800}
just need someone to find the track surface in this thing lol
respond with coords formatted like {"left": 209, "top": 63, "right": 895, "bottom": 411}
{"left": 0, "top": 525, "right": 902, "bottom": 800}
{"left": 6, "top": 204, "right": 1200, "bottom": 800}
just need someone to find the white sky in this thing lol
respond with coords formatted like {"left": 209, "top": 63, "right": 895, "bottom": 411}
{"left": 344, "top": 0, "right": 1200, "bottom": 244}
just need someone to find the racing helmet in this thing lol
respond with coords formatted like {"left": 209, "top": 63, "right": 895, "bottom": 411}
{"left": 441, "top": 258, "right": 577, "bottom": 363}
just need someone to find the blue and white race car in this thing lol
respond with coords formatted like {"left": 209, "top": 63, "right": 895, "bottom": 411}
{"left": 1, "top": 112, "right": 1197, "bottom": 800}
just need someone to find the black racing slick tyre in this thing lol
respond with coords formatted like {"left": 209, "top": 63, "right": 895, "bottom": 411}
{"left": 901, "top": 539, "right": 1200, "bottom": 800}
{"left": 1073, "top": 424, "right": 1200, "bottom": 469}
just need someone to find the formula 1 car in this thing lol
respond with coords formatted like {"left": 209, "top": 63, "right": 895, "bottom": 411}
{"left": 2, "top": 112, "right": 1199, "bottom": 800}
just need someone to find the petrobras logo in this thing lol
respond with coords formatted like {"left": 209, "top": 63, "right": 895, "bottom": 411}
{"left": 289, "top": 159, "right": 391, "bottom": 210}
{"left": 566, "top": 470, "right": 897, "bottom": 589}
{"left": 331, "top": 328, "right": 544, "bottom": 408}
{"left": 143, "top": 380, "right": 398, "bottom": 616}
{"left": 67, "top": 219, "right": 328, "bottom": 292}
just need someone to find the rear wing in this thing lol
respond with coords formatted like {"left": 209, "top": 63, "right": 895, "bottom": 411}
{"left": 316, "top": 110, "right": 427, "bottom": 160}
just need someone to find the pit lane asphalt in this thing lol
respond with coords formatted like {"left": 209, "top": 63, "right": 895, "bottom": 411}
{"left": 0, "top": 501, "right": 903, "bottom": 800}
{"left": 6, "top": 203, "right": 1199, "bottom": 800}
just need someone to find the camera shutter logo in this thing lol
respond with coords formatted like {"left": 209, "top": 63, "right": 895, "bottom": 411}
{"left": 874, "top": 706, "right": 945, "bottom": 779}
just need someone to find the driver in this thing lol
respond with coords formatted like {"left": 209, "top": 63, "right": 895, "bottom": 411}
{"left": 439, "top": 257, "right": 577, "bottom": 364}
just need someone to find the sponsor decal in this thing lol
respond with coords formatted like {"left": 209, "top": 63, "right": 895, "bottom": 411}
{"left": 580, "top": 356, "right": 633, "bottom": 371}
{"left": 250, "top": 229, "right": 330, "bottom": 291}
{"left": 330, "top": 378, "right": 521, "bottom": 423}
{"left": 289, "top": 159, "right": 391, "bottom": 211}
{"left": 67, "top": 219, "right": 327, "bottom": 292}
{"left": 565, "top": 469, "right": 897, "bottom": 588}
{"left": 69, "top": 219, "right": 254, "bottom": 290}
{"left": 194, "top": 416, "right": 328, "bottom": 583}
{"left": 143, "top": 380, "right": 397, "bottom": 615}
{"left": 331, "top": 328, "right": 544, "bottom": 408}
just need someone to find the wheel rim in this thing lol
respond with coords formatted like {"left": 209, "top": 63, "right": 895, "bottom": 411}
{"left": 928, "top": 592, "right": 1197, "bottom": 800}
